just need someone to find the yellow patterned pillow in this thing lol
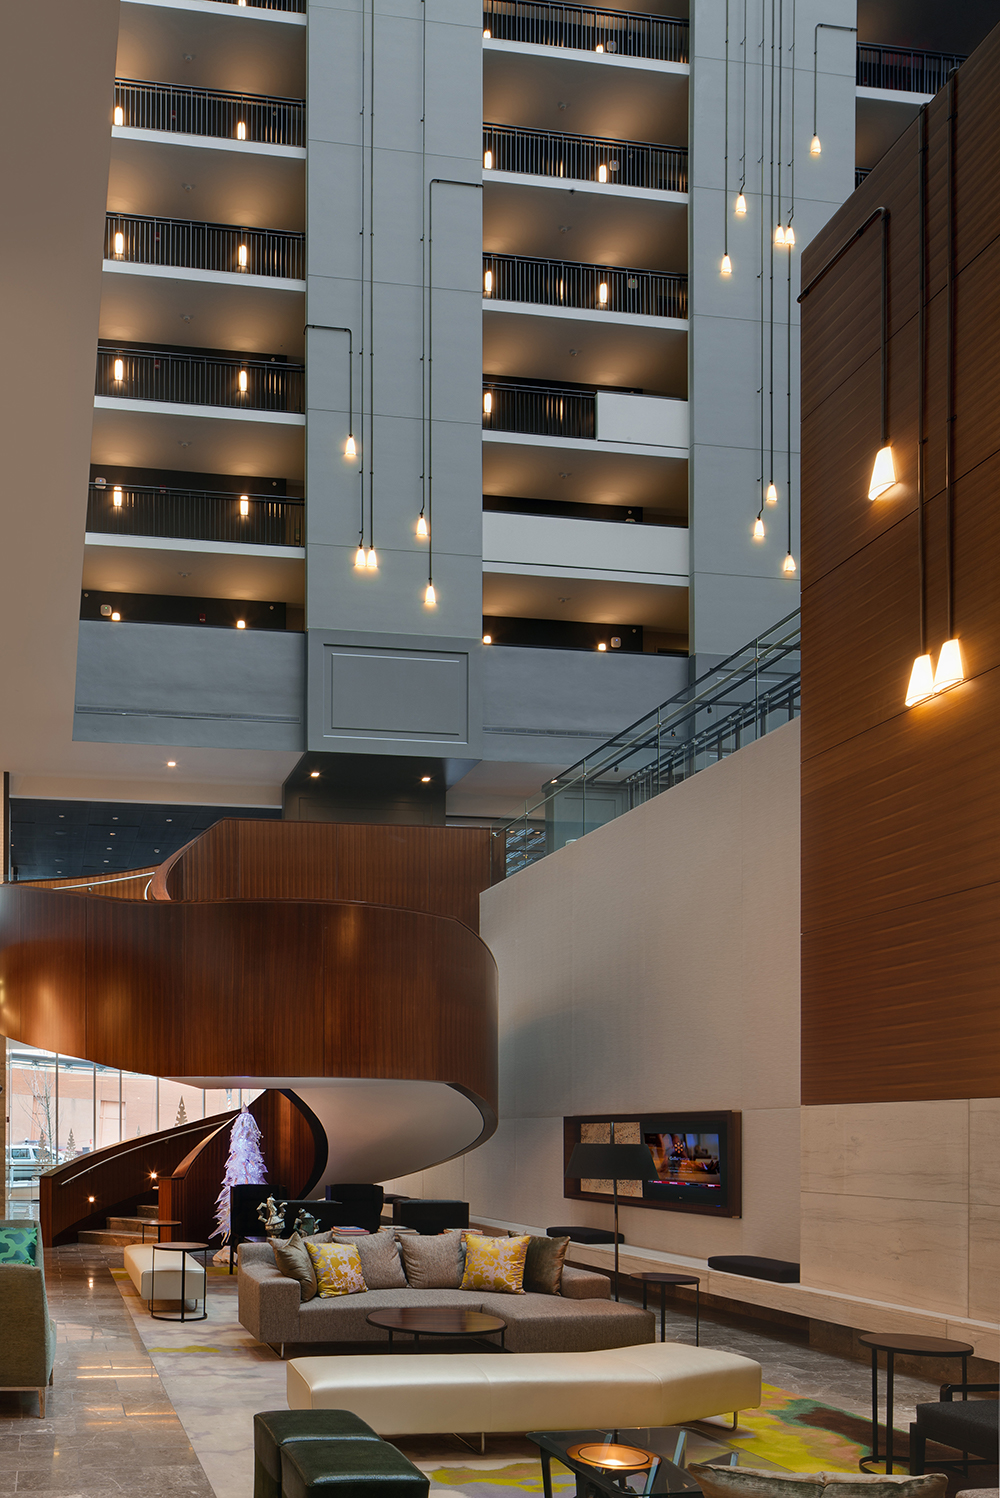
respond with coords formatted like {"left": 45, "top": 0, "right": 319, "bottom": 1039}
{"left": 460, "top": 1233, "right": 529, "bottom": 1294}
{"left": 305, "top": 1240, "right": 367, "bottom": 1297}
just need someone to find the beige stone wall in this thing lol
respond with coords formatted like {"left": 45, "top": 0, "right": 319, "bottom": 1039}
{"left": 392, "top": 718, "right": 802, "bottom": 1263}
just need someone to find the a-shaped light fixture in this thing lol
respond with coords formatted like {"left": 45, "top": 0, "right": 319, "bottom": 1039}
{"left": 810, "top": 135, "right": 821, "bottom": 155}
{"left": 905, "top": 653, "right": 934, "bottom": 706}
{"left": 416, "top": 514, "right": 428, "bottom": 538}
{"left": 785, "top": 225, "right": 796, "bottom": 247}
{"left": 782, "top": 552, "right": 797, "bottom": 575}
{"left": 868, "top": 444, "right": 896, "bottom": 500}
{"left": 721, "top": 254, "right": 732, "bottom": 276}
{"left": 933, "top": 639, "right": 964, "bottom": 693}
{"left": 752, "top": 515, "right": 765, "bottom": 540}
{"left": 355, "top": 542, "right": 366, "bottom": 568}
{"left": 774, "top": 224, "right": 785, "bottom": 246}
{"left": 345, "top": 434, "right": 356, "bottom": 458}
{"left": 366, "top": 547, "right": 378, "bottom": 570}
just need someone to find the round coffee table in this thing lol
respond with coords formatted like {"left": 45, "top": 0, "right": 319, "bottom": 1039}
{"left": 634, "top": 1272, "right": 701, "bottom": 1345}
{"left": 857, "top": 1332, "right": 973, "bottom": 1474}
{"left": 367, "top": 1307, "right": 507, "bottom": 1350}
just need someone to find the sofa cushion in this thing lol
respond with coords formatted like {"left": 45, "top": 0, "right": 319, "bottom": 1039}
{"left": 398, "top": 1233, "right": 463, "bottom": 1289}
{"left": 334, "top": 1231, "right": 406, "bottom": 1291}
{"left": 915, "top": 1398, "right": 1000, "bottom": 1457}
{"left": 306, "top": 1243, "right": 366, "bottom": 1298}
{"left": 478, "top": 1290, "right": 653, "bottom": 1353}
{"left": 707, "top": 1255, "right": 800, "bottom": 1283}
{"left": 690, "top": 1468, "right": 947, "bottom": 1498}
{"left": 272, "top": 1233, "right": 318, "bottom": 1303}
{"left": 524, "top": 1236, "right": 568, "bottom": 1296}
{"left": 280, "top": 1437, "right": 429, "bottom": 1498}
{"left": 461, "top": 1234, "right": 529, "bottom": 1295}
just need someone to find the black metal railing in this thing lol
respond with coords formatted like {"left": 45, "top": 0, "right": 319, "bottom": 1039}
{"left": 855, "top": 167, "right": 871, "bottom": 188}
{"left": 483, "top": 123, "right": 687, "bottom": 192}
{"left": 87, "top": 483, "right": 304, "bottom": 547}
{"left": 113, "top": 78, "right": 305, "bottom": 147}
{"left": 483, "top": 380, "right": 595, "bottom": 438}
{"left": 104, "top": 213, "right": 305, "bottom": 280}
{"left": 217, "top": 0, "right": 305, "bottom": 9}
{"left": 96, "top": 347, "right": 305, "bottom": 413}
{"left": 856, "top": 43, "right": 965, "bottom": 94}
{"left": 483, "top": 0, "right": 688, "bottom": 62}
{"left": 484, "top": 253, "right": 686, "bottom": 318}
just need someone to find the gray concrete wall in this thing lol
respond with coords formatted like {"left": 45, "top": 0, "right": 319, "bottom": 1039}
{"left": 305, "top": 0, "right": 484, "bottom": 754}
{"left": 73, "top": 621, "right": 305, "bottom": 750}
{"left": 688, "top": 0, "right": 857, "bottom": 655}
{"left": 481, "top": 645, "right": 689, "bottom": 762}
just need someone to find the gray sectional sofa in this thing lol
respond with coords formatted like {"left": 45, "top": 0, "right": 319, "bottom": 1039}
{"left": 237, "top": 1244, "right": 654, "bottom": 1355}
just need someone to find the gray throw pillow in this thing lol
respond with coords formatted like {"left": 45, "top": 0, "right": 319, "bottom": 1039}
{"left": 523, "top": 1235, "right": 569, "bottom": 1295}
{"left": 270, "top": 1230, "right": 318, "bottom": 1301}
{"left": 398, "top": 1231, "right": 464, "bottom": 1289}
{"left": 690, "top": 1467, "right": 948, "bottom": 1498}
{"left": 334, "top": 1230, "right": 407, "bottom": 1290}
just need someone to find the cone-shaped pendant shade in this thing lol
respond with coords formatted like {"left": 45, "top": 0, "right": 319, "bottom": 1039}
{"left": 752, "top": 516, "right": 765, "bottom": 540}
{"left": 721, "top": 254, "right": 732, "bottom": 276}
{"left": 366, "top": 547, "right": 378, "bottom": 570}
{"left": 782, "top": 552, "right": 796, "bottom": 575}
{"left": 345, "top": 435, "right": 356, "bottom": 458}
{"left": 810, "top": 135, "right": 821, "bottom": 155}
{"left": 424, "top": 583, "right": 436, "bottom": 606}
{"left": 416, "top": 514, "right": 428, "bottom": 538}
{"left": 933, "top": 638, "right": 965, "bottom": 693}
{"left": 868, "top": 444, "right": 896, "bottom": 500}
{"left": 354, "top": 545, "right": 366, "bottom": 569}
{"left": 735, "top": 193, "right": 747, "bottom": 215}
{"left": 766, "top": 482, "right": 778, "bottom": 504}
{"left": 905, "top": 653, "right": 934, "bottom": 706}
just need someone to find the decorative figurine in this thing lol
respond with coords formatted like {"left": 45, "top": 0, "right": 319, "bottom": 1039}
{"left": 257, "top": 1196, "right": 287, "bottom": 1237}
{"left": 293, "top": 1208, "right": 318, "bottom": 1238}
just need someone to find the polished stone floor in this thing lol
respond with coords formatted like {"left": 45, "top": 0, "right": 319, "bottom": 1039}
{"left": 0, "top": 1246, "right": 986, "bottom": 1498}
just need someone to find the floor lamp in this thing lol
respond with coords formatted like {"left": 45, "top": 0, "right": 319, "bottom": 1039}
{"left": 565, "top": 1130, "right": 656, "bottom": 1301}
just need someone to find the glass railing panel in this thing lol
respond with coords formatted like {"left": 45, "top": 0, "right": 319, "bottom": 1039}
{"left": 483, "top": 253, "right": 687, "bottom": 318}
{"left": 483, "top": 0, "right": 689, "bottom": 63}
{"left": 114, "top": 78, "right": 305, "bottom": 148}
{"left": 483, "top": 124, "right": 687, "bottom": 191}
{"left": 95, "top": 347, "right": 305, "bottom": 414}
{"left": 87, "top": 483, "right": 304, "bottom": 547}
{"left": 105, "top": 214, "right": 305, "bottom": 280}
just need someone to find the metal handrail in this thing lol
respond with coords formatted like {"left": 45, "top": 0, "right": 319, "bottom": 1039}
{"left": 217, "top": 0, "right": 305, "bottom": 8}
{"left": 483, "top": 380, "right": 596, "bottom": 439}
{"left": 483, "top": 123, "right": 687, "bottom": 192}
{"left": 87, "top": 482, "right": 304, "bottom": 547}
{"left": 483, "top": 252, "right": 686, "bottom": 318}
{"left": 483, "top": 0, "right": 688, "bottom": 62}
{"left": 95, "top": 346, "right": 305, "bottom": 413}
{"left": 104, "top": 213, "right": 305, "bottom": 279}
{"left": 856, "top": 43, "right": 965, "bottom": 94}
{"left": 497, "top": 610, "right": 801, "bottom": 875}
{"left": 113, "top": 77, "right": 305, "bottom": 147}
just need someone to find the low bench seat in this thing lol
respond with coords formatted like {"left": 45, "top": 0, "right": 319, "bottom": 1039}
{"left": 123, "top": 1244, "right": 206, "bottom": 1305}
{"left": 287, "top": 1341, "right": 762, "bottom": 1436}
{"left": 254, "top": 1410, "right": 383, "bottom": 1498}
{"left": 280, "top": 1437, "right": 429, "bottom": 1498}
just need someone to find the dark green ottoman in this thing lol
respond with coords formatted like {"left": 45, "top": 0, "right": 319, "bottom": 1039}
{"left": 280, "top": 1437, "right": 429, "bottom": 1498}
{"left": 254, "top": 1410, "right": 381, "bottom": 1498}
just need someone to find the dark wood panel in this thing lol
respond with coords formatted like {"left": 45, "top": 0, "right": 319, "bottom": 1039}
{"left": 1, "top": 890, "right": 89, "bottom": 1058}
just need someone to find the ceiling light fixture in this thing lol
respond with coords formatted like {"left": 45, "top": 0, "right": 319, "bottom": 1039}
{"left": 483, "top": 390, "right": 492, "bottom": 415}
{"left": 482, "top": 633, "right": 492, "bottom": 644}
{"left": 810, "top": 134, "right": 821, "bottom": 155}
{"left": 239, "top": 495, "right": 249, "bottom": 516}
{"left": 420, "top": 776, "right": 431, "bottom": 783}
{"left": 238, "top": 369, "right": 248, "bottom": 393}
{"left": 167, "top": 761, "right": 176, "bottom": 767}
{"left": 236, "top": 619, "right": 246, "bottom": 629}
{"left": 424, "top": 581, "right": 436, "bottom": 606}
{"left": 595, "top": 42, "right": 604, "bottom": 52}
{"left": 111, "top": 611, "right": 121, "bottom": 621}
{"left": 598, "top": 282, "right": 608, "bottom": 305}
{"left": 598, "top": 164, "right": 607, "bottom": 183}
{"left": 483, "top": 27, "right": 491, "bottom": 37}
{"left": 483, "top": 150, "right": 493, "bottom": 170}
{"left": 597, "top": 642, "right": 607, "bottom": 651}
{"left": 310, "top": 770, "right": 320, "bottom": 778}
{"left": 113, "top": 357, "right": 124, "bottom": 381}
{"left": 933, "top": 638, "right": 964, "bottom": 694}
{"left": 484, "top": 268, "right": 493, "bottom": 295}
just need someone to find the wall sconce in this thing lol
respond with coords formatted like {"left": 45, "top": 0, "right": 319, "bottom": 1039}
{"left": 236, "top": 121, "right": 247, "bottom": 140}
{"left": 113, "top": 231, "right": 124, "bottom": 257}
{"left": 483, "top": 391, "right": 493, "bottom": 415}
{"left": 484, "top": 268, "right": 493, "bottom": 295}
{"left": 598, "top": 165, "right": 607, "bottom": 183}
{"left": 113, "top": 357, "right": 124, "bottom": 381}
{"left": 483, "top": 150, "right": 493, "bottom": 170}
{"left": 238, "top": 244, "right": 248, "bottom": 270}
{"left": 113, "top": 105, "right": 124, "bottom": 127}
{"left": 239, "top": 495, "right": 249, "bottom": 516}
{"left": 598, "top": 282, "right": 608, "bottom": 306}
{"left": 113, "top": 486, "right": 123, "bottom": 508}
{"left": 238, "top": 369, "right": 248, "bottom": 393}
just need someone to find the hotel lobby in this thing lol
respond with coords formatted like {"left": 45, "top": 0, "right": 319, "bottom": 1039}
{"left": 1, "top": 0, "right": 999, "bottom": 1495}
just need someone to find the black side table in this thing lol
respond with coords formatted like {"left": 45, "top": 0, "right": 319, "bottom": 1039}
{"left": 857, "top": 1332, "right": 973, "bottom": 1474}
{"left": 139, "top": 1219, "right": 181, "bottom": 1244}
{"left": 635, "top": 1272, "right": 701, "bottom": 1345}
{"left": 150, "top": 1241, "right": 211, "bottom": 1322}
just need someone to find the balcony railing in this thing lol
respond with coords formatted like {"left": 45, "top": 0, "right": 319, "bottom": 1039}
{"left": 96, "top": 346, "right": 305, "bottom": 413}
{"left": 483, "top": 0, "right": 688, "bottom": 62}
{"left": 498, "top": 610, "right": 800, "bottom": 876}
{"left": 217, "top": 0, "right": 305, "bottom": 8}
{"left": 483, "top": 380, "right": 595, "bottom": 439}
{"left": 87, "top": 483, "right": 304, "bottom": 547}
{"left": 484, "top": 253, "right": 687, "bottom": 318}
{"left": 856, "top": 44, "right": 965, "bottom": 94}
{"left": 113, "top": 78, "right": 306, "bottom": 147}
{"left": 855, "top": 167, "right": 871, "bottom": 188}
{"left": 483, "top": 123, "right": 687, "bottom": 192}
{"left": 104, "top": 213, "right": 305, "bottom": 280}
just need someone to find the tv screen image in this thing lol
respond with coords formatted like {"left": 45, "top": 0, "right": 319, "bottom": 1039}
{"left": 642, "top": 1129, "right": 724, "bottom": 1206}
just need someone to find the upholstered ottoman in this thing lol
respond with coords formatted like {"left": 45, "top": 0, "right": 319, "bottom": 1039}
{"left": 280, "top": 1438, "right": 429, "bottom": 1498}
{"left": 253, "top": 1410, "right": 382, "bottom": 1498}
{"left": 123, "top": 1244, "right": 206, "bottom": 1306}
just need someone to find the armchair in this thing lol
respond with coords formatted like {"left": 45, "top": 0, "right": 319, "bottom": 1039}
{"left": 909, "top": 1383, "right": 999, "bottom": 1475}
{"left": 0, "top": 1229, "right": 56, "bottom": 1417}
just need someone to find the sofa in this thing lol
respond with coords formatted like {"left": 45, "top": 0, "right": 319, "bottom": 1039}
{"left": 286, "top": 1341, "right": 763, "bottom": 1435}
{"left": 0, "top": 1225, "right": 56, "bottom": 1419}
{"left": 238, "top": 1242, "right": 653, "bottom": 1355}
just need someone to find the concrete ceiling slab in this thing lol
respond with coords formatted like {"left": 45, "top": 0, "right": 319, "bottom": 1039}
{"left": 117, "top": 1, "right": 306, "bottom": 97}
{"left": 484, "top": 46, "right": 688, "bottom": 143}
{"left": 483, "top": 434, "right": 688, "bottom": 516}
{"left": 484, "top": 305, "right": 686, "bottom": 396}
{"left": 484, "top": 179, "right": 687, "bottom": 271}
{"left": 82, "top": 541, "right": 306, "bottom": 605}
{"left": 483, "top": 570, "right": 688, "bottom": 629}
{"left": 108, "top": 134, "right": 306, "bottom": 231}
{"left": 100, "top": 263, "right": 305, "bottom": 357}
{"left": 91, "top": 401, "right": 306, "bottom": 480}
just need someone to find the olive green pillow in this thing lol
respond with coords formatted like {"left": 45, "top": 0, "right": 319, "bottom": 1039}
{"left": 689, "top": 1466, "right": 948, "bottom": 1498}
{"left": 270, "top": 1230, "right": 318, "bottom": 1301}
{"left": 523, "top": 1235, "right": 569, "bottom": 1295}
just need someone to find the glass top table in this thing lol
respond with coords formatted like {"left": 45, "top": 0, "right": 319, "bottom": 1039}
{"left": 527, "top": 1426, "right": 787, "bottom": 1498}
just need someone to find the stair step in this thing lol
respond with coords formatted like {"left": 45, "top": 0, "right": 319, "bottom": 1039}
{"left": 106, "top": 1215, "right": 160, "bottom": 1232}
{"left": 78, "top": 1229, "right": 146, "bottom": 1247}
{"left": 137, "top": 1203, "right": 160, "bottom": 1220}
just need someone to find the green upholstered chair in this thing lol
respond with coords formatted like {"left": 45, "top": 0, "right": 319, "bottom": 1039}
{"left": 0, "top": 1223, "right": 56, "bottom": 1418}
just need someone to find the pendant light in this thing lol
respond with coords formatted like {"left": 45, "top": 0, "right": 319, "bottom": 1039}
{"left": 735, "top": 192, "right": 747, "bottom": 215}
{"left": 721, "top": 0, "right": 732, "bottom": 278}
{"left": 355, "top": 541, "right": 367, "bottom": 569}
{"left": 752, "top": 514, "right": 765, "bottom": 540}
{"left": 345, "top": 434, "right": 356, "bottom": 458}
{"left": 782, "top": 552, "right": 796, "bottom": 574}
{"left": 416, "top": 513, "right": 428, "bottom": 538}
{"left": 809, "top": 135, "right": 821, "bottom": 155}
{"left": 784, "top": 225, "right": 795, "bottom": 246}
{"left": 721, "top": 254, "right": 732, "bottom": 276}
{"left": 905, "top": 654, "right": 934, "bottom": 706}
{"left": 366, "top": 547, "right": 378, "bottom": 570}
{"left": 424, "top": 581, "right": 436, "bottom": 606}
{"left": 811, "top": 24, "right": 857, "bottom": 167}
{"left": 774, "top": 224, "right": 785, "bottom": 246}
{"left": 766, "top": 481, "right": 778, "bottom": 504}
{"left": 868, "top": 445, "right": 896, "bottom": 499}
{"left": 933, "top": 638, "right": 964, "bottom": 693}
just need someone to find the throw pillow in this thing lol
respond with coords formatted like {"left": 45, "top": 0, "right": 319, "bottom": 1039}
{"left": 689, "top": 1467, "right": 948, "bottom": 1498}
{"left": 523, "top": 1234, "right": 568, "bottom": 1295}
{"left": 0, "top": 1223, "right": 37, "bottom": 1265}
{"left": 334, "top": 1230, "right": 407, "bottom": 1290}
{"left": 460, "top": 1233, "right": 530, "bottom": 1294}
{"left": 305, "top": 1241, "right": 367, "bottom": 1297}
{"left": 270, "top": 1231, "right": 317, "bottom": 1302}
{"left": 398, "top": 1231, "right": 464, "bottom": 1289}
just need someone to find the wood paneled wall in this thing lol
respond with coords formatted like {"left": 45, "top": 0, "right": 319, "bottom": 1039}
{"left": 22, "top": 869, "right": 158, "bottom": 899}
{"left": 799, "top": 33, "right": 1000, "bottom": 1105}
{"left": 154, "top": 820, "right": 497, "bottom": 931}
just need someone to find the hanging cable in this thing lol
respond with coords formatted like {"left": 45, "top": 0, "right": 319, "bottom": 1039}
{"left": 722, "top": 0, "right": 731, "bottom": 274}
{"left": 356, "top": 0, "right": 367, "bottom": 565}
{"left": 768, "top": 0, "right": 776, "bottom": 503}
{"left": 366, "top": 0, "right": 377, "bottom": 568}
{"left": 917, "top": 106, "right": 927, "bottom": 657}
{"left": 945, "top": 72, "right": 956, "bottom": 641}
{"left": 757, "top": 0, "right": 766, "bottom": 524}
{"left": 737, "top": 0, "right": 748, "bottom": 209}
{"left": 418, "top": 0, "right": 428, "bottom": 541}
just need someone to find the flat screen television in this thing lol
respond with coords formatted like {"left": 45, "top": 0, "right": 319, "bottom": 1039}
{"left": 563, "top": 1110, "right": 741, "bottom": 1217}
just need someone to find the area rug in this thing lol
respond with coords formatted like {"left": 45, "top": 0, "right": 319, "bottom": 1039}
{"left": 725, "top": 1383, "right": 883, "bottom": 1472}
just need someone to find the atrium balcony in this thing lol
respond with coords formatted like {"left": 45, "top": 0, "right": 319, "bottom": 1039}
{"left": 483, "top": 123, "right": 686, "bottom": 192}
{"left": 482, "top": 0, "right": 688, "bottom": 64}
{"left": 96, "top": 345, "right": 304, "bottom": 413}
{"left": 113, "top": 79, "right": 305, "bottom": 148}
{"left": 86, "top": 482, "right": 304, "bottom": 548}
{"left": 855, "top": 42, "right": 966, "bottom": 175}
{"left": 104, "top": 213, "right": 305, "bottom": 280}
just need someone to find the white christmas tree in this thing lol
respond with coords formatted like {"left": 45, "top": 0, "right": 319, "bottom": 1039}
{"left": 213, "top": 1105, "right": 267, "bottom": 1242}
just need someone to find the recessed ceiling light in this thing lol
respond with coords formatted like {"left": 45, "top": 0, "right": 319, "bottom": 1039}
{"left": 420, "top": 776, "right": 431, "bottom": 783}
{"left": 309, "top": 770, "right": 320, "bottom": 778}
{"left": 167, "top": 761, "right": 176, "bottom": 768}
{"left": 166, "top": 819, "right": 172, "bottom": 822}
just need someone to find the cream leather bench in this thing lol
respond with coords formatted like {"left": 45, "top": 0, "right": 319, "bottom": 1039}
{"left": 287, "top": 1342, "right": 761, "bottom": 1435}
{"left": 123, "top": 1243, "right": 206, "bottom": 1308}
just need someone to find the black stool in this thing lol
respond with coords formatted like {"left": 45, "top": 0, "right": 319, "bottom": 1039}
{"left": 253, "top": 1411, "right": 382, "bottom": 1498}
{"left": 281, "top": 1437, "right": 429, "bottom": 1498}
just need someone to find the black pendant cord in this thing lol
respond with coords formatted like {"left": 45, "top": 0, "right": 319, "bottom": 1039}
{"left": 739, "top": 0, "right": 748, "bottom": 197}
{"left": 787, "top": 0, "right": 795, "bottom": 229}
{"left": 419, "top": 0, "right": 427, "bottom": 530}
{"left": 776, "top": 0, "right": 782, "bottom": 236}
{"left": 757, "top": 0, "right": 766, "bottom": 511}
{"left": 917, "top": 108, "right": 927, "bottom": 656}
{"left": 812, "top": 23, "right": 857, "bottom": 146}
{"left": 945, "top": 72, "right": 957, "bottom": 639}
{"left": 724, "top": 0, "right": 730, "bottom": 263}
{"left": 368, "top": 0, "right": 376, "bottom": 555}
{"left": 358, "top": 1, "right": 367, "bottom": 550}
{"left": 769, "top": 0, "right": 776, "bottom": 495}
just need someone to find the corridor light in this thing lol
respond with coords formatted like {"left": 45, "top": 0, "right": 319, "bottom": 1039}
{"left": 766, "top": 482, "right": 778, "bottom": 504}
{"left": 366, "top": 547, "right": 378, "bottom": 570}
{"left": 598, "top": 165, "right": 607, "bottom": 183}
{"left": 735, "top": 192, "right": 747, "bottom": 215}
{"left": 113, "top": 357, "right": 124, "bottom": 381}
{"left": 752, "top": 516, "right": 764, "bottom": 540}
{"left": 483, "top": 391, "right": 493, "bottom": 415}
{"left": 416, "top": 514, "right": 428, "bottom": 538}
{"left": 310, "top": 770, "right": 320, "bottom": 778}
{"left": 721, "top": 254, "right": 732, "bottom": 276}
{"left": 868, "top": 444, "right": 896, "bottom": 500}
{"left": 345, "top": 434, "right": 357, "bottom": 458}
{"left": 810, "top": 135, "right": 821, "bottom": 155}
{"left": 598, "top": 282, "right": 608, "bottom": 305}
{"left": 595, "top": 43, "right": 604, "bottom": 52}
{"left": 239, "top": 369, "right": 248, "bottom": 393}
{"left": 484, "top": 150, "right": 493, "bottom": 170}
{"left": 355, "top": 544, "right": 367, "bottom": 568}
{"left": 774, "top": 224, "right": 785, "bottom": 246}
{"left": 113, "top": 231, "right": 125, "bottom": 257}
{"left": 420, "top": 776, "right": 431, "bottom": 783}
{"left": 167, "top": 760, "right": 176, "bottom": 767}
{"left": 236, "top": 619, "right": 246, "bottom": 629}
{"left": 484, "top": 268, "right": 493, "bottom": 295}
{"left": 933, "top": 638, "right": 965, "bottom": 694}
{"left": 905, "top": 653, "right": 934, "bottom": 706}
{"left": 238, "top": 243, "right": 248, "bottom": 269}
{"left": 111, "top": 611, "right": 121, "bottom": 621}
{"left": 113, "top": 105, "right": 124, "bottom": 127}
{"left": 483, "top": 633, "right": 492, "bottom": 644}
{"left": 424, "top": 582, "right": 437, "bottom": 606}
{"left": 113, "top": 486, "right": 123, "bottom": 508}
{"left": 483, "top": 28, "right": 491, "bottom": 37}
{"left": 239, "top": 495, "right": 249, "bottom": 516}
{"left": 597, "top": 642, "right": 607, "bottom": 650}
{"left": 236, "top": 121, "right": 247, "bottom": 140}
{"left": 782, "top": 552, "right": 797, "bottom": 575}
